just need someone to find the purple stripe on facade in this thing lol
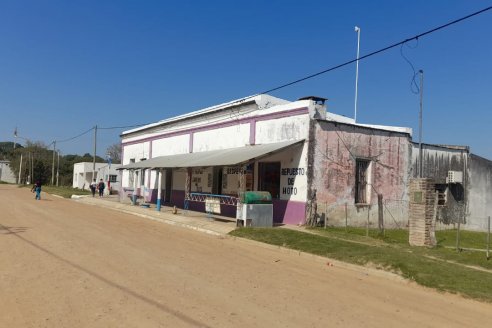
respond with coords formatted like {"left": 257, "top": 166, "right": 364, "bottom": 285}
{"left": 171, "top": 190, "right": 185, "bottom": 208}
{"left": 272, "top": 199, "right": 306, "bottom": 225}
{"left": 143, "top": 188, "right": 306, "bottom": 224}
{"left": 122, "top": 107, "right": 309, "bottom": 147}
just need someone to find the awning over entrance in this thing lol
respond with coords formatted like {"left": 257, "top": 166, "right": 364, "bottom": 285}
{"left": 119, "top": 139, "right": 304, "bottom": 170}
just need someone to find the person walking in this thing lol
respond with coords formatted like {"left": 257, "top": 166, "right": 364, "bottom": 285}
{"left": 90, "top": 179, "right": 97, "bottom": 197}
{"left": 98, "top": 179, "right": 105, "bottom": 198}
{"left": 31, "top": 180, "right": 42, "bottom": 200}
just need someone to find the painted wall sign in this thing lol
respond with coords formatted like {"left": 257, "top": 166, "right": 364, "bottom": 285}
{"left": 281, "top": 167, "right": 306, "bottom": 195}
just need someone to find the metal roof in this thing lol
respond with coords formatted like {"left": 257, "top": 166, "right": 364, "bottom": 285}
{"left": 119, "top": 139, "right": 304, "bottom": 170}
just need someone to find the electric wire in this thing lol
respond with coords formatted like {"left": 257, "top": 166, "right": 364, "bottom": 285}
{"left": 400, "top": 42, "right": 421, "bottom": 94}
{"left": 18, "top": 5, "right": 492, "bottom": 148}
{"left": 56, "top": 127, "right": 95, "bottom": 144}
{"left": 231, "top": 5, "right": 492, "bottom": 104}
{"left": 99, "top": 123, "right": 153, "bottom": 130}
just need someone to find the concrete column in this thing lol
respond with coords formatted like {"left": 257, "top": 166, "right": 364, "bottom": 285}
{"left": 184, "top": 168, "right": 191, "bottom": 210}
{"left": 132, "top": 170, "right": 138, "bottom": 205}
{"left": 156, "top": 169, "right": 162, "bottom": 211}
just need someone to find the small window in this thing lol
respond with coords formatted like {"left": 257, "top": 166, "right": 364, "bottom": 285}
{"left": 435, "top": 184, "right": 447, "bottom": 206}
{"left": 109, "top": 175, "right": 117, "bottom": 183}
{"left": 355, "top": 159, "right": 370, "bottom": 204}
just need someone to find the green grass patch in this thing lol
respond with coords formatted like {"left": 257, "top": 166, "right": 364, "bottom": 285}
{"left": 20, "top": 184, "right": 91, "bottom": 198}
{"left": 230, "top": 227, "right": 492, "bottom": 302}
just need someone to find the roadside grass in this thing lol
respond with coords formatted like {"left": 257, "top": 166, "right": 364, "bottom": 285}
{"left": 19, "top": 184, "right": 91, "bottom": 198}
{"left": 313, "top": 227, "right": 492, "bottom": 269}
{"left": 230, "top": 227, "right": 492, "bottom": 302}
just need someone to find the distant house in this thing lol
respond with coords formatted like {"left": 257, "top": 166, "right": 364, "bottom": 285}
{"left": 0, "top": 160, "right": 16, "bottom": 183}
{"left": 72, "top": 162, "right": 122, "bottom": 194}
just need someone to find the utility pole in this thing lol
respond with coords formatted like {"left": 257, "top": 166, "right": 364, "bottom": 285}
{"left": 93, "top": 125, "right": 97, "bottom": 181}
{"left": 51, "top": 141, "right": 56, "bottom": 185}
{"left": 418, "top": 70, "right": 424, "bottom": 178}
{"left": 13, "top": 127, "right": 17, "bottom": 150}
{"left": 28, "top": 152, "right": 31, "bottom": 184}
{"left": 354, "top": 26, "right": 361, "bottom": 123}
{"left": 18, "top": 153, "right": 23, "bottom": 184}
{"left": 56, "top": 150, "right": 60, "bottom": 186}
{"left": 31, "top": 152, "right": 34, "bottom": 184}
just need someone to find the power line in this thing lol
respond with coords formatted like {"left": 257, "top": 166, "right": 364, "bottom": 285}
{"left": 225, "top": 5, "right": 491, "bottom": 104}
{"left": 99, "top": 123, "right": 153, "bottom": 130}
{"left": 56, "top": 127, "right": 95, "bottom": 144}
{"left": 31, "top": 5, "right": 492, "bottom": 147}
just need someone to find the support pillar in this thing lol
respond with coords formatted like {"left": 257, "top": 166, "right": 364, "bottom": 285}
{"left": 409, "top": 178, "right": 437, "bottom": 246}
{"left": 184, "top": 168, "right": 191, "bottom": 211}
{"left": 156, "top": 169, "right": 162, "bottom": 211}
{"left": 132, "top": 170, "right": 138, "bottom": 205}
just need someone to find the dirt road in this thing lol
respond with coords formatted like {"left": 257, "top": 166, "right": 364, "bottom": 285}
{"left": 1, "top": 185, "right": 491, "bottom": 327}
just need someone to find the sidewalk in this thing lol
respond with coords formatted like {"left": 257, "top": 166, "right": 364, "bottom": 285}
{"left": 73, "top": 195, "right": 237, "bottom": 236}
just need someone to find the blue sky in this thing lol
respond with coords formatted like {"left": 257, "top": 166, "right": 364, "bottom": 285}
{"left": 1, "top": 0, "right": 491, "bottom": 159}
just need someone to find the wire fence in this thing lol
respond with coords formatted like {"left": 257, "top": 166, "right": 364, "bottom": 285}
{"left": 312, "top": 199, "right": 410, "bottom": 231}
{"left": 311, "top": 200, "right": 490, "bottom": 256}
{"left": 452, "top": 216, "right": 491, "bottom": 259}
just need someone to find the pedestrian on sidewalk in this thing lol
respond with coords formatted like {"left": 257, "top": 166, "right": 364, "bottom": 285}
{"left": 90, "top": 179, "right": 97, "bottom": 197}
{"left": 98, "top": 179, "right": 105, "bottom": 198}
{"left": 31, "top": 180, "right": 42, "bottom": 200}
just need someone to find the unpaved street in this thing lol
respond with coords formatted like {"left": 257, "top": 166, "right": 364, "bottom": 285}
{"left": 1, "top": 185, "right": 491, "bottom": 327}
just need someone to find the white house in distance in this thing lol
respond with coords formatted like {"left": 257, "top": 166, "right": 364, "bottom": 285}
{"left": 73, "top": 162, "right": 121, "bottom": 194}
{"left": 0, "top": 160, "right": 16, "bottom": 183}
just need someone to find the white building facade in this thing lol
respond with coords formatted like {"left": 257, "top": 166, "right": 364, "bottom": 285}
{"left": 120, "top": 95, "right": 323, "bottom": 224}
{"left": 73, "top": 162, "right": 122, "bottom": 194}
{"left": 119, "top": 94, "right": 492, "bottom": 230}
{"left": 0, "top": 160, "right": 16, "bottom": 183}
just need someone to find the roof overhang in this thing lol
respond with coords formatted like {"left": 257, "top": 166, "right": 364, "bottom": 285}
{"left": 118, "top": 139, "right": 305, "bottom": 170}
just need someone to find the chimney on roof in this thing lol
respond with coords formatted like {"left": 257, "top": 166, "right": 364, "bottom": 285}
{"left": 298, "top": 96, "right": 328, "bottom": 106}
{"left": 299, "top": 96, "right": 328, "bottom": 120}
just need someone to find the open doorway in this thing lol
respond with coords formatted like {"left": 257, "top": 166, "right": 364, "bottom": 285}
{"left": 165, "top": 169, "right": 172, "bottom": 203}
{"left": 212, "top": 167, "right": 223, "bottom": 195}
{"left": 258, "top": 162, "right": 281, "bottom": 198}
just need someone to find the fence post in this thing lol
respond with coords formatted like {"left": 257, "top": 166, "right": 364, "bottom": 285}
{"left": 366, "top": 206, "right": 370, "bottom": 237}
{"left": 487, "top": 216, "right": 490, "bottom": 260}
{"left": 378, "top": 194, "right": 384, "bottom": 235}
{"left": 345, "top": 203, "right": 348, "bottom": 232}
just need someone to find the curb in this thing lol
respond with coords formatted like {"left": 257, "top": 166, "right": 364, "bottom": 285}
{"left": 74, "top": 199, "right": 225, "bottom": 236}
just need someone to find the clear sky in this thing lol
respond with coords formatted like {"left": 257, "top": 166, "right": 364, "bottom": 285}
{"left": 1, "top": 0, "right": 491, "bottom": 159}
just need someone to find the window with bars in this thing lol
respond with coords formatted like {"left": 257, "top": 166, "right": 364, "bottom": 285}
{"left": 355, "top": 159, "right": 370, "bottom": 204}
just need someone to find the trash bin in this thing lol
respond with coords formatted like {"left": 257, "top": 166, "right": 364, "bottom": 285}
{"left": 236, "top": 191, "right": 273, "bottom": 227}
{"left": 239, "top": 191, "right": 272, "bottom": 204}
